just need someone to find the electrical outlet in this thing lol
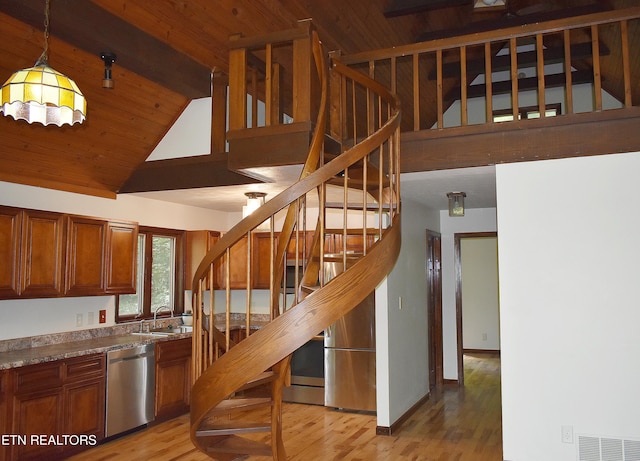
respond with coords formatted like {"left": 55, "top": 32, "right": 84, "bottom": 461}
{"left": 87, "top": 312, "right": 94, "bottom": 325}
{"left": 76, "top": 313, "right": 83, "bottom": 327}
{"left": 561, "top": 425, "right": 573, "bottom": 444}
{"left": 99, "top": 310, "right": 106, "bottom": 324}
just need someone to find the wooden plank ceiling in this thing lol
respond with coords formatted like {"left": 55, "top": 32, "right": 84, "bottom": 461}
{"left": 0, "top": 0, "right": 636, "bottom": 198}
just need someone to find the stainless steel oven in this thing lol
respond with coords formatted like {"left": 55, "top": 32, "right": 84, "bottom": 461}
{"left": 283, "top": 333, "right": 325, "bottom": 405}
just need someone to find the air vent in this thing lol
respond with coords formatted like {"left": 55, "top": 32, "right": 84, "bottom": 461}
{"left": 578, "top": 435, "right": 640, "bottom": 461}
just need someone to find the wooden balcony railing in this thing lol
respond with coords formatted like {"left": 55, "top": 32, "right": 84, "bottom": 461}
{"left": 339, "top": 7, "right": 640, "bottom": 133}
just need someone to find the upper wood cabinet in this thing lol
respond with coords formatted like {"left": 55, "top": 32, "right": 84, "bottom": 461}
{"left": 21, "top": 209, "right": 66, "bottom": 297}
{"left": 0, "top": 206, "right": 22, "bottom": 297}
{"left": 66, "top": 216, "right": 138, "bottom": 296}
{"left": 185, "top": 230, "right": 221, "bottom": 290}
{"left": 0, "top": 207, "right": 66, "bottom": 298}
{"left": 186, "top": 230, "right": 315, "bottom": 291}
{"left": 0, "top": 205, "right": 138, "bottom": 300}
{"left": 65, "top": 216, "right": 107, "bottom": 296}
{"left": 105, "top": 221, "right": 138, "bottom": 294}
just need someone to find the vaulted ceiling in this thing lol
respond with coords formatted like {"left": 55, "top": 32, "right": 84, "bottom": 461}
{"left": 0, "top": 0, "right": 635, "bottom": 201}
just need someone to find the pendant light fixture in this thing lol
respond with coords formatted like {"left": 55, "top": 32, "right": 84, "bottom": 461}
{"left": 0, "top": 0, "right": 86, "bottom": 126}
{"left": 447, "top": 192, "right": 466, "bottom": 217}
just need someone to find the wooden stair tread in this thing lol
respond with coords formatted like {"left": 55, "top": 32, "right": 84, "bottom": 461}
{"left": 209, "top": 398, "right": 272, "bottom": 415}
{"left": 200, "top": 434, "right": 272, "bottom": 457}
{"left": 237, "top": 371, "right": 275, "bottom": 391}
{"left": 196, "top": 421, "right": 271, "bottom": 437}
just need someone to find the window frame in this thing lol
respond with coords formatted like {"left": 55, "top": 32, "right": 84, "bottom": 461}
{"left": 116, "top": 225, "right": 185, "bottom": 323}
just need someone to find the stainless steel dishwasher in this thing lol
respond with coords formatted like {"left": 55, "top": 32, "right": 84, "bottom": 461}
{"left": 105, "top": 343, "right": 155, "bottom": 437}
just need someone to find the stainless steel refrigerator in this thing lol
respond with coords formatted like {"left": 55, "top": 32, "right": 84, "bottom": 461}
{"left": 324, "top": 291, "right": 376, "bottom": 412}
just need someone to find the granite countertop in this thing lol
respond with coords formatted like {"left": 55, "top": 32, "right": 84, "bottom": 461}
{"left": 0, "top": 314, "right": 270, "bottom": 370}
{"left": 0, "top": 332, "right": 191, "bottom": 370}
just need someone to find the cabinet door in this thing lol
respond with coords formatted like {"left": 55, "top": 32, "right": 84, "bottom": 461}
{"left": 105, "top": 221, "right": 138, "bottom": 294}
{"left": 218, "top": 236, "right": 249, "bottom": 289}
{"left": 63, "top": 378, "right": 105, "bottom": 444}
{"left": 11, "top": 362, "right": 64, "bottom": 461}
{"left": 65, "top": 216, "right": 106, "bottom": 296}
{"left": 186, "top": 230, "right": 220, "bottom": 290}
{"left": 0, "top": 206, "right": 22, "bottom": 298}
{"left": 155, "top": 338, "right": 192, "bottom": 421}
{"left": 20, "top": 209, "right": 66, "bottom": 297}
{"left": 252, "top": 232, "right": 276, "bottom": 289}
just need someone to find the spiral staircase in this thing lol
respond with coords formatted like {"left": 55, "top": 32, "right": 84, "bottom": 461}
{"left": 189, "top": 23, "right": 401, "bottom": 460}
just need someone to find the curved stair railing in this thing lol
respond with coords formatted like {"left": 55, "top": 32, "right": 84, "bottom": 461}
{"left": 190, "top": 29, "right": 401, "bottom": 461}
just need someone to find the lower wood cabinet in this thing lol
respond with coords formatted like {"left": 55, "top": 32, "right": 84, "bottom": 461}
{"left": 8, "top": 354, "right": 106, "bottom": 461}
{"left": 155, "top": 338, "right": 192, "bottom": 422}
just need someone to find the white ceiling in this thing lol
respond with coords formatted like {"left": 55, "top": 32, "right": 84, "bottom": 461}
{"left": 131, "top": 165, "right": 497, "bottom": 213}
{"left": 401, "top": 165, "right": 497, "bottom": 211}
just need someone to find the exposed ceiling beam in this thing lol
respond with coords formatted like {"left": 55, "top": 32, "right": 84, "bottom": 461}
{"left": 415, "top": 4, "right": 610, "bottom": 42}
{"left": 0, "top": 0, "right": 211, "bottom": 99}
{"left": 384, "top": 0, "right": 469, "bottom": 17}
{"left": 118, "top": 154, "right": 260, "bottom": 194}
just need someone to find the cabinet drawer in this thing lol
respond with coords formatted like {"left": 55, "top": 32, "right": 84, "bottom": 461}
{"left": 64, "top": 354, "right": 105, "bottom": 382}
{"left": 13, "top": 362, "right": 63, "bottom": 394}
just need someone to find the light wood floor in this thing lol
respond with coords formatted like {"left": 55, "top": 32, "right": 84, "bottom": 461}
{"left": 68, "top": 353, "right": 502, "bottom": 461}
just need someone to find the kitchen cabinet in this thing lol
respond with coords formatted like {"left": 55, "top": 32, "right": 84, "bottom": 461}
{"left": 62, "top": 354, "right": 106, "bottom": 455}
{"left": 20, "top": 209, "right": 66, "bottom": 297}
{"left": 65, "top": 215, "right": 138, "bottom": 297}
{"left": 219, "top": 236, "right": 250, "bottom": 289}
{"left": 8, "top": 354, "right": 106, "bottom": 461}
{"left": 104, "top": 221, "right": 138, "bottom": 294}
{"left": 65, "top": 216, "right": 106, "bottom": 296}
{"left": 0, "top": 206, "right": 138, "bottom": 300}
{"left": 252, "top": 232, "right": 276, "bottom": 289}
{"left": 0, "top": 207, "right": 66, "bottom": 298}
{"left": 11, "top": 361, "right": 65, "bottom": 461}
{"left": 0, "top": 206, "right": 23, "bottom": 297}
{"left": 185, "top": 230, "right": 221, "bottom": 290}
{"left": 155, "top": 338, "right": 192, "bottom": 422}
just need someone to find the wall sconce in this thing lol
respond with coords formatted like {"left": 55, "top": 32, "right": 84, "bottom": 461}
{"left": 100, "top": 52, "right": 116, "bottom": 89}
{"left": 447, "top": 192, "right": 466, "bottom": 217}
{"left": 0, "top": 0, "right": 86, "bottom": 126}
{"left": 242, "top": 192, "right": 266, "bottom": 218}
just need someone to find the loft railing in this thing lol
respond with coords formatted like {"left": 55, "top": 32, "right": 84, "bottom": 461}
{"left": 339, "top": 7, "right": 640, "bottom": 133}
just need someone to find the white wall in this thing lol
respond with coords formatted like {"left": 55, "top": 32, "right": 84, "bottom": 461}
{"left": 376, "top": 198, "right": 439, "bottom": 426}
{"left": 440, "top": 208, "right": 497, "bottom": 380}
{"left": 461, "top": 236, "right": 500, "bottom": 350}
{"left": 496, "top": 152, "right": 640, "bottom": 461}
{"left": 0, "top": 181, "right": 231, "bottom": 340}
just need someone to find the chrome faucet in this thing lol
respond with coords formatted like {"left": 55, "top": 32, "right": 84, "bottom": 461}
{"left": 153, "top": 305, "right": 174, "bottom": 329}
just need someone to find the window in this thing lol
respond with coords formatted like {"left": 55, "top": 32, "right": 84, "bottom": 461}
{"left": 116, "top": 226, "right": 185, "bottom": 322}
{"left": 493, "top": 103, "right": 561, "bottom": 122}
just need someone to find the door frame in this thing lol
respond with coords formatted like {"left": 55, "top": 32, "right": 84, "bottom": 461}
{"left": 454, "top": 231, "right": 497, "bottom": 386}
{"left": 426, "top": 229, "right": 443, "bottom": 390}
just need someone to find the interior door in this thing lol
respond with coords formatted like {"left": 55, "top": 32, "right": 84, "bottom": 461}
{"left": 426, "top": 230, "right": 443, "bottom": 390}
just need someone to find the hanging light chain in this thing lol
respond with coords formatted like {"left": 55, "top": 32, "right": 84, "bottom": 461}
{"left": 35, "top": 0, "right": 51, "bottom": 66}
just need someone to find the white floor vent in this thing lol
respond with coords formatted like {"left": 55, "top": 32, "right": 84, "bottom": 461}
{"left": 578, "top": 435, "right": 640, "bottom": 461}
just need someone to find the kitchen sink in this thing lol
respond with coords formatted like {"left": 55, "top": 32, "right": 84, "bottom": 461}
{"left": 133, "top": 326, "right": 192, "bottom": 336}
